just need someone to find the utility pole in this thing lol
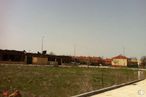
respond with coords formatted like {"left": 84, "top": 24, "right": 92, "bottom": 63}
{"left": 73, "top": 45, "right": 76, "bottom": 64}
{"left": 123, "top": 47, "right": 125, "bottom": 56}
{"left": 74, "top": 45, "right": 76, "bottom": 57}
{"left": 41, "top": 36, "right": 45, "bottom": 53}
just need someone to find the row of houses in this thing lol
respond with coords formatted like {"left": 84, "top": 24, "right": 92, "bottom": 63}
{"left": 0, "top": 49, "right": 140, "bottom": 67}
{"left": 75, "top": 55, "right": 139, "bottom": 67}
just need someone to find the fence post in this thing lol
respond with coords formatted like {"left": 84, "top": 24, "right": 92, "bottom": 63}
{"left": 101, "top": 68, "right": 104, "bottom": 88}
{"left": 138, "top": 70, "right": 141, "bottom": 80}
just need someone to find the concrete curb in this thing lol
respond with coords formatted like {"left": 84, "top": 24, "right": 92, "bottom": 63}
{"left": 72, "top": 78, "right": 145, "bottom": 97}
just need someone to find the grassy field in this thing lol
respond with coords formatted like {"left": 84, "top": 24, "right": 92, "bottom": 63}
{"left": 0, "top": 65, "right": 145, "bottom": 97}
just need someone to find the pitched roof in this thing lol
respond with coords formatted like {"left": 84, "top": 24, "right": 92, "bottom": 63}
{"left": 112, "top": 55, "right": 127, "bottom": 59}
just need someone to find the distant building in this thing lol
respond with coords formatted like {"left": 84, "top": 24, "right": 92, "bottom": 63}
{"left": 103, "top": 58, "right": 112, "bottom": 66}
{"left": 26, "top": 53, "right": 48, "bottom": 65}
{"left": 0, "top": 49, "right": 25, "bottom": 64}
{"left": 0, "top": 49, "right": 74, "bottom": 65}
{"left": 0, "top": 49, "right": 49, "bottom": 65}
{"left": 137, "top": 59, "right": 142, "bottom": 67}
{"left": 76, "top": 56, "right": 103, "bottom": 65}
{"left": 75, "top": 56, "right": 89, "bottom": 64}
{"left": 112, "top": 55, "right": 128, "bottom": 66}
{"left": 128, "top": 58, "right": 138, "bottom": 68}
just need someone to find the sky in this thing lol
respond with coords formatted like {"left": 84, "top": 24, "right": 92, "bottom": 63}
{"left": 0, "top": 0, "right": 146, "bottom": 58}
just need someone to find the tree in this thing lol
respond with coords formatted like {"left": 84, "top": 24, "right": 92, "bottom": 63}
{"left": 140, "top": 56, "right": 146, "bottom": 68}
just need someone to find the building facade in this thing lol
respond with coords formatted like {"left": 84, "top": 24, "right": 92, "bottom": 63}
{"left": 112, "top": 55, "right": 128, "bottom": 66}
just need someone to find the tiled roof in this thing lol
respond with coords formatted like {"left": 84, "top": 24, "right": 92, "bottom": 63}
{"left": 112, "top": 55, "right": 127, "bottom": 59}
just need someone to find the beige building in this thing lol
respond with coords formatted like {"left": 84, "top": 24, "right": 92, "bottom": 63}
{"left": 26, "top": 53, "right": 49, "bottom": 65}
{"left": 32, "top": 56, "right": 48, "bottom": 65}
{"left": 112, "top": 55, "right": 128, "bottom": 66}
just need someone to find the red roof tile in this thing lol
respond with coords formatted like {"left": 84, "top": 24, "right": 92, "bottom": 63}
{"left": 112, "top": 55, "right": 127, "bottom": 59}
